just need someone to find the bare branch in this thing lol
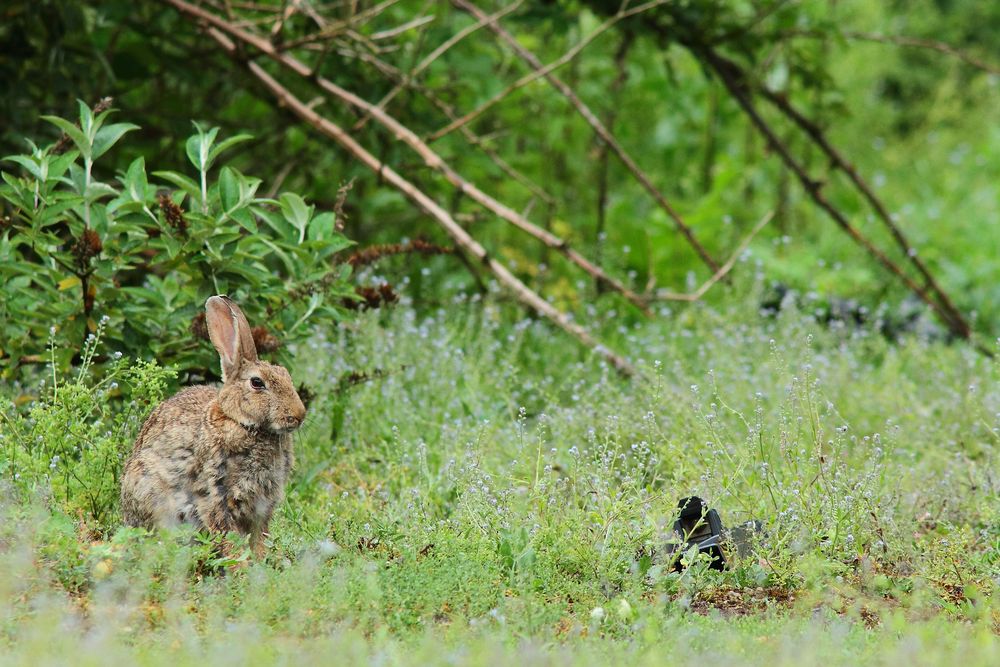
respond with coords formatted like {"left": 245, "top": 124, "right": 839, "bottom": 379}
{"left": 655, "top": 211, "right": 773, "bottom": 302}
{"left": 357, "top": 0, "right": 524, "bottom": 130}
{"left": 200, "top": 25, "right": 634, "bottom": 375}
{"left": 431, "top": 0, "right": 667, "bottom": 142}
{"left": 453, "top": 0, "right": 722, "bottom": 275}
{"left": 370, "top": 14, "right": 436, "bottom": 41}
{"left": 691, "top": 41, "right": 971, "bottom": 340}
{"left": 161, "top": 0, "right": 648, "bottom": 313}
{"left": 754, "top": 83, "right": 970, "bottom": 337}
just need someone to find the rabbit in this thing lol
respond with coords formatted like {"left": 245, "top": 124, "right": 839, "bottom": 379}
{"left": 120, "top": 295, "right": 306, "bottom": 556}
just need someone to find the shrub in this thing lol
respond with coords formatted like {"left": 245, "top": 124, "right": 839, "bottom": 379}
{"left": 0, "top": 320, "right": 174, "bottom": 528}
{"left": 0, "top": 101, "right": 356, "bottom": 380}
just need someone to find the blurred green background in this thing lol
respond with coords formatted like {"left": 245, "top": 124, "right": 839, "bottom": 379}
{"left": 2, "top": 0, "right": 999, "bottom": 338}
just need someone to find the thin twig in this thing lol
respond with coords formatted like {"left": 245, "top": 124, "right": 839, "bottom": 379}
{"left": 275, "top": 0, "right": 399, "bottom": 50}
{"left": 160, "top": 0, "right": 647, "bottom": 313}
{"left": 199, "top": 25, "right": 634, "bottom": 376}
{"left": 370, "top": 14, "right": 435, "bottom": 41}
{"left": 655, "top": 211, "right": 773, "bottom": 301}
{"left": 453, "top": 0, "right": 721, "bottom": 274}
{"left": 338, "top": 39, "right": 555, "bottom": 204}
{"left": 431, "top": 0, "right": 667, "bottom": 142}
{"left": 845, "top": 31, "right": 1000, "bottom": 76}
{"left": 264, "top": 158, "right": 298, "bottom": 198}
{"left": 356, "top": 0, "right": 524, "bottom": 130}
{"left": 269, "top": 0, "right": 300, "bottom": 41}
{"left": 754, "top": 82, "right": 970, "bottom": 337}
{"left": 779, "top": 28, "right": 1000, "bottom": 77}
{"left": 691, "top": 41, "right": 970, "bottom": 340}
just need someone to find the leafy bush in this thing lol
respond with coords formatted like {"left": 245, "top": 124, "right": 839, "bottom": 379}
{"left": 0, "top": 320, "right": 174, "bottom": 527}
{"left": 0, "top": 101, "right": 355, "bottom": 379}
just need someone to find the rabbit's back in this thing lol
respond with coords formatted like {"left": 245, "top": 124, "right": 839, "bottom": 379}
{"left": 120, "top": 386, "right": 217, "bottom": 529}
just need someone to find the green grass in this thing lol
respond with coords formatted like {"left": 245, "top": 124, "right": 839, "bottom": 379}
{"left": 1, "top": 288, "right": 998, "bottom": 665}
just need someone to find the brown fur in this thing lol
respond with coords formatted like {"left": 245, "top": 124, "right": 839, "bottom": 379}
{"left": 120, "top": 296, "right": 306, "bottom": 555}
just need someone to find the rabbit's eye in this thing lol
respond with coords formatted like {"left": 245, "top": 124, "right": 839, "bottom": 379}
{"left": 250, "top": 377, "right": 266, "bottom": 390}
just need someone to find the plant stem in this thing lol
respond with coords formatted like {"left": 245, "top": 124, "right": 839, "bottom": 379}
{"left": 84, "top": 158, "right": 92, "bottom": 229}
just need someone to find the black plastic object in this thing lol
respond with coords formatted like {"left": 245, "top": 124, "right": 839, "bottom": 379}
{"left": 667, "top": 496, "right": 726, "bottom": 571}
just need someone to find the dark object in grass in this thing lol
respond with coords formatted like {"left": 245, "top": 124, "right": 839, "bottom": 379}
{"left": 667, "top": 496, "right": 726, "bottom": 571}
{"left": 759, "top": 282, "right": 949, "bottom": 343}
{"left": 666, "top": 496, "right": 764, "bottom": 571}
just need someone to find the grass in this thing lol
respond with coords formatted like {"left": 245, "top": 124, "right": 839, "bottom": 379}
{"left": 1, "top": 284, "right": 998, "bottom": 665}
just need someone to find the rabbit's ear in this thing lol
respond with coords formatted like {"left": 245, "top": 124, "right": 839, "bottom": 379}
{"left": 205, "top": 295, "right": 254, "bottom": 381}
{"left": 221, "top": 297, "right": 259, "bottom": 365}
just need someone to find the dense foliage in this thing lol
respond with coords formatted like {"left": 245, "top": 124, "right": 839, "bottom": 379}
{"left": 0, "top": 104, "right": 354, "bottom": 377}
{"left": 1, "top": 0, "right": 999, "bottom": 664}
{"left": 3, "top": 0, "right": 1000, "bottom": 331}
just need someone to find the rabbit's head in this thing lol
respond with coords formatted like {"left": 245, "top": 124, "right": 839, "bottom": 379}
{"left": 205, "top": 295, "right": 306, "bottom": 433}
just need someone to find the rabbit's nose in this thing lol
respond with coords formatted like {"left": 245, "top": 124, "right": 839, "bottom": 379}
{"left": 282, "top": 414, "right": 303, "bottom": 429}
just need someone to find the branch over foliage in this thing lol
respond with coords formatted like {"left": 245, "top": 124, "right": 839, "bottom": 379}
{"left": 453, "top": 0, "right": 721, "bottom": 275}
{"left": 685, "top": 39, "right": 972, "bottom": 341}
{"left": 191, "top": 22, "right": 635, "bottom": 375}
{"left": 161, "top": 0, "right": 648, "bottom": 315}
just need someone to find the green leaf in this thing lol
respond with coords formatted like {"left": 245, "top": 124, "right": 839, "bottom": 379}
{"left": 77, "top": 99, "right": 95, "bottom": 137}
{"left": 218, "top": 166, "right": 241, "bottom": 212}
{"left": 92, "top": 122, "right": 139, "bottom": 160}
{"left": 49, "top": 153, "right": 78, "bottom": 181}
{"left": 85, "top": 181, "right": 118, "bottom": 200}
{"left": 290, "top": 292, "right": 322, "bottom": 332}
{"left": 252, "top": 236, "right": 296, "bottom": 275}
{"left": 3, "top": 155, "right": 43, "bottom": 181}
{"left": 279, "top": 192, "right": 313, "bottom": 243}
{"left": 41, "top": 116, "right": 90, "bottom": 159}
{"left": 230, "top": 207, "right": 258, "bottom": 234}
{"left": 319, "top": 233, "right": 354, "bottom": 255}
{"left": 186, "top": 124, "right": 219, "bottom": 171}
{"left": 122, "top": 157, "right": 148, "bottom": 202}
{"left": 153, "top": 170, "right": 201, "bottom": 200}
{"left": 253, "top": 206, "right": 296, "bottom": 241}
{"left": 207, "top": 134, "right": 253, "bottom": 170}
{"left": 307, "top": 211, "right": 336, "bottom": 241}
